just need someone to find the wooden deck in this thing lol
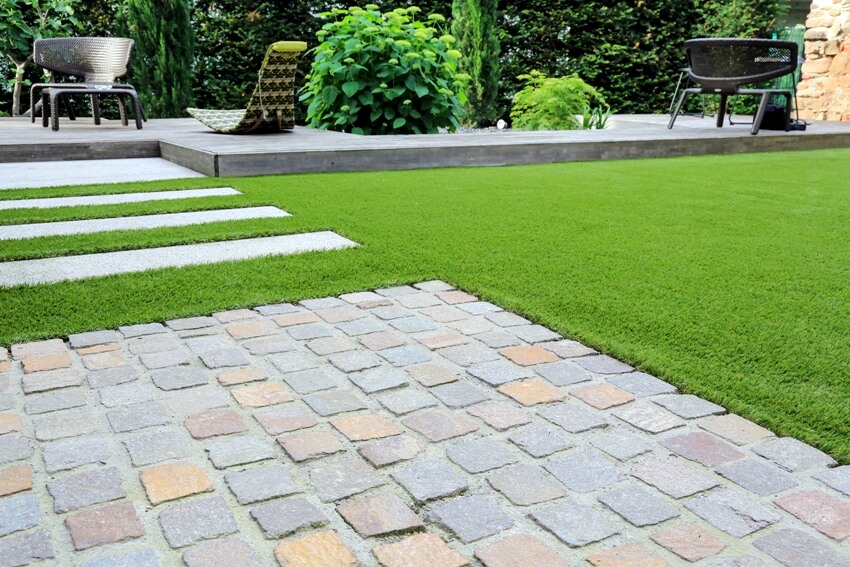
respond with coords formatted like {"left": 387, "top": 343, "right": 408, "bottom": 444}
{"left": 2, "top": 114, "right": 850, "bottom": 177}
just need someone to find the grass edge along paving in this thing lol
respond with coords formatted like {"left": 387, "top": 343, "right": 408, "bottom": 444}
{"left": 1, "top": 149, "right": 849, "bottom": 463}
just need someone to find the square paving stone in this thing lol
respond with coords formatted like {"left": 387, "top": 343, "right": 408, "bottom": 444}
{"left": 273, "top": 529, "right": 359, "bottom": 567}
{"left": 328, "top": 350, "right": 383, "bottom": 373}
{"left": 534, "top": 360, "right": 593, "bottom": 386}
{"left": 124, "top": 429, "right": 190, "bottom": 466}
{"left": 531, "top": 498, "right": 620, "bottom": 547}
{"left": 81, "top": 350, "right": 126, "bottom": 371}
{"left": 475, "top": 534, "right": 568, "bottom": 567}
{"left": 660, "top": 431, "right": 745, "bottom": 467}
{"left": 508, "top": 325, "right": 561, "bottom": 344}
{"left": 255, "top": 302, "right": 298, "bottom": 316}
{"left": 337, "top": 492, "right": 422, "bottom": 537}
{"left": 307, "top": 337, "right": 357, "bottom": 356}
{"left": 98, "top": 382, "right": 157, "bottom": 408}
{"left": 438, "top": 343, "right": 499, "bottom": 367}
{"left": 0, "top": 433, "right": 32, "bottom": 466}
{"left": 303, "top": 389, "right": 367, "bottom": 416}
{"left": 684, "top": 489, "right": 782, "bottom": 538}
{"left": 65, "top": 501, "right": 145, "bottom": 550}
{"left": 414, "top": 329, "right": 470, "bottom": 350}
{"left": 389, "top": 315, "right": 438, "bottom": 333}
{"left": 698, "top": 413, "right": 774, "bottom": 445}
{"left": 242, "top": 336, "right": 295, "bottom": 355}
{"left": 274, "top": 312, "right": 320, "bottom": 328}
{"left": 457, "top": 301, "right": 501, "bottom": 315}
{"left": 150, "top": 366, "right": 208, "bottom": 390}
{"left": 446, "top": 436, "right": 520, "bottom": 473}
{"left": 281, "top": 368, "right": 336, "bottom": 395}
{"left": 182, "top": 537, "right": 262, "bottom": 567}
{"left": 315, "top": 305, "right": 368, "bottom": 323}
{"left": 420, "top": 305, "right": 470, "bottom": 323}
{"left": 350, "top": 366, "right": 409, "bottom": 393}
{"left": 254, "top": 404, "right": 318, "bottom": 435}
{"left": 474, "top": 330, "right": 522, "bottom": 349}
{"left": 379, "top": 344, "right": 432, "bottom": 367}
{"left": 391, "top": 460, "right": 468, "bottom": 502}
{"left": 42, "top": 435, "right": 110, "bottom": 473}
{"left": 339, "top": 318, "right": 389, "bottom": 336}
{"left": 485, "top": 311, "right": 529, "bottom": 327}
{"left": 597, "top": 483, "right": 679, "bottom": 526}
{"left": 358, "top": 331, "right": 406, "bottom": 351}
{"left": 586, "top": 429, "right": 652, "bottom": 461}
{"left": 571, "top": 383, "right": 635, "bottom": 409}
{"left": 487, "top": 464, "right": 566, "bottom": 505}
{"left": 87, "top": 365, "right": 138, "bottom": 389}
{"left": 358, "top": 435, "right": 424, "bottom": 468}
{"left": 251, "top": 497, "right": 329, "bottom": 537}
{"left": 815, "top": 465, "right": 850, "bottom": 497}
{"left": 199, "top": 348, "right": 249, "bottom": 369}
{"left": 302, "top": 296, "right": 347, "bottom": 309}
{"left": 163, "top": 384, "right": 229, "bottom": 416}
{"left": 407, "top": 363, "right": 458, "bottom": 387}
{"left": 278, "top": 430, "right": 344, "bottom": 462}
{"left": 585, "top": 543, "right": 668, "bottom": 567}
{"left": 269, "top": 352, "right": 320, "bottom": 374}
{"left": 372, "top": 306, "right": 415, "bottom": 321}
{"left": 573, "top": 354, "right": 633, "bottom": 374}
{"left": 341, "top": 291, "right": 385, "bottom": 303}
{"left": 309, "top": 457, "right": 386, "bottom": 501}
{"left": 500, "top": 345, "right": 559, "bottom": 366}
{"left": 46, "top": 467, "right": 125, "bottom": 513}
{"left": 613, "top": 402, "right": 685, "bottom": 433}
{"left": 449, "top": 317, "right": 493, "bottom": 335}
{"left": 217, "top": 366, "right": 267, "bottom": 386}
{"left": 538, "top": 402, "right": 609, "bottom": 433}
{"left": 653, "top": 394, "right": 725, "bottom": 419}
{"left": 752, "top": 437, "right": 837, "bottom": 472}
{"left": 184, "top": 408, "right": 247, "bottom": 439}
{"left": 498, "top": 379, "right": 566, "bottom": 406}
{"left": 287, "top": 323, "right": 334, "bottom": 341}
{"left": 0, "top": 529, "right": 54, "bottom": 566}
{"left": 206, "top": 435, "right": 275, "bottom": 468}
{"left": 0, "top": 464, "right": 32, "bottom": 497}
{"left": 22, "top": 368, "right": 82, "bottom": 394}
{"left": 128, "top": 335, "right": 179, "bottom": 355}
{"left": 631, "top": 455, "right": 719, "bottom": 498}
{"left": 431, "top": 381, "right": 490, "bottom": 408}
{"left": 467, "top": 360, "right": 532, "bottom": 386}
{"left": 226, "top": 320, "right": 278, "bottom": 340}
{"left": 377, "top": 388, "right": 438, "bottom": 415}
{"left": 429, "top": 495, "right": 513, "bottom": 543}
{"left": 231, "top": 382, "right": 293, "bottom": 408}
{"left": 543, "top": 339, "right": 596, "bottom": 358}
{"left": 607, "top": 371, "right": 678, "bottom": 397}
{"left": 373, "top": 532, "right": 467, "bottom": 567}
{"left": 159, "top": 496, "right": 238, "bottom": 548}
{"left": 466, "top": 401, "right": 531, "bottom": 431}
{"left": 0, "top": 493, "right": 40, "bottom": 536}
{"left": 225, "top": 463, "right": 302, "bottom": 505}
{"left": 140, "top": 462, "right": 213, "bottom": 505}
{"left": 508, "top": 425, "right": 573, "bottom": 457}
{"left": 81, "top": 549, "right": 161, "bottom": 567}
{"left": 402, "top": 408, "right": 479, "bottom": 442}
{"left": 185, "top": 336, "right": 231, "bottom": 355}
{"left": 650, "top": 523, "right": 726, "bottom": 562}
{"left": 140, "top": 350, "right": 191, "bottom": 370}
{"left": 32, "top": 406, "right": 97, "bottom": 441}
{"left": 0, "top": 414, "right": 20, "bottom": 436}
{"left": 716, "top": 459, "right": 798, "bottom": 496}
{"left": 215, "top": 308, "right": 259, "bottom": 323}
{"left": 774, "top": 490, "right": 850, "bottom": 541}
{"left": 399, "top": 293, "right": 443, "bottom": 309}
{"left": 544, "top": 449, "right": 622, "bottom": 493}
{"left": 330, "top": 412, "right": 401, "bottom": 441}
{"left": 753, "top": 527, "right": 850, "bottom": 567}
{"left": 166, "top": 316, "right": 218, "bottom": 331}
{"left": 68, "top": 331, "right": 121, "bottom": 349}
{"left": 107, "top": 401, "right": 171, "bottom": 433}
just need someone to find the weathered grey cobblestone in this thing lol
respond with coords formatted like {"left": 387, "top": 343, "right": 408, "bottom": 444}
{"left": 538, "top": 402, "right": 609, "bottom": 433}
{"left": 0, "top": 434, "right": 32, "bottom": 465}
{"left": 119, "top": 323, "right": 167, "bottom": 338}
{"left": 487, "top": 464, "right": 565, "bottom": 505}
{"left": 87, "top": 365, "right": 138, "bottom": 388}
{"left": 431, "top": 380, "right": 490, "bottom": 408}
{"left": 391, "top": 460, "right": 467, "bottom": 502}
{"left": 124, "top": 429, "right": 190, "bottom": 466}
{"left": 81, "top": 549, "right": 161, "bottom": 567}
{"left": 597, "top": 483, "right": 679, "bottom": 526}
{"left": 752, "top": 436, "right": 837, "bottom": 472}
{"left": 159, "top": 496, "right": 237, "bottom": 548}
{"left": 166, "top": 316, "right": 217, "bottom": 331}
{"left": 508, "top": 324, "right": 561, "bottom": 343}
{"left": 150, "top": 366, "right": 208, "bottom": 390}
{"left": 508, "top": 425, "right": 573, "bottom": 457}
{"left": 429, "top": 495, "right": 513, "bottom": 543}
{"left": 531, "top": 499, "right": 619, "bottom": 547}
{"left": 815, "top": 465, "right": 850, "bottom": 496}
{"left": 251, "top": 497, "right": 328, "bottom": 537}
{"left": 0, "top": 529, "right": 54, "bottom": 565}
{"left": 684, "top": 489, "right": 782, "bottom": 537}
{"left": 607, "top": 371, "right": 678, "bottom": 397}
{"left": 22, "top": 368, "right": 82, "bottom": 394}
{"left": 328, "top": 350, "right": 382, "bottom": 373}
{"left": 446, "top": 436, "right": 519, "bottom": 473}
{"left": 303, "top": 389, "right": 367, "bottom": 416}
{"left": 24, "top": 388, "right": 87, "bottom": 414}
{"left": 42, "top": 435, "right": 110, "bottom": 472}
{"left": 544, "top": 449, "right": 622, "bottom": 493}
{"left": 199, "top": 348, "right": 249, "bottom": 368}
{"left": 0, "top": 493, "right": 40, "bottom": 536}
{"left": 631, "top": 455, "right": 719, "bottom": 498}
{"left": 206, "top": 435, "right": 275, "bottom": 468}
{"left": 128, "top": 336, "right": 179, "bottom": 355}
{"left": 309, "top": 457, "right": 385, "bottom": 501}
{"left": 32, "top": 406, "right": 97, "bottom": 440}
{"left": 467, "top": 360, "right": 531, "bottom": 385}
{"left": 282, "top": 368, "right": 336, "bottom": 394}
{"left": 98, "top": 382, "right": 157, "bottom": 407}
{"left": 376, "top": 388, "right": 438, "bottom": 415}
{"left": 349, "top": 366, "right": 408, "bottom": 393}
{"left": 586, "top": 429, "right": 652, "bottom": 461}
{"left": 653, "top": 393, "right": 725, "bottom": 418}
{"left": 106, "top": 401, "right": 171, "bottom": 432}
{"left": 69, "top": 330, "right": 121, "bottom": 349}
{"left": 46, "top": 467, "right": 125, "bottom": 513}
{"left": 225, "top": 464, "right": 301, "bottom": 504}
{"left": 182, "top": 536, "right": 261, "bottom": 567}
{"left": 716, "top": 459, "right": 798, "bottom": 496}
{"left": 139, "top": 349, "right": 191, "bottom": 370}
{"left": 753, "top": 527, "right": 850, "bottom": 567}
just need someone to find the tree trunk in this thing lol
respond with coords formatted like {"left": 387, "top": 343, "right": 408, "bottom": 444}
{"left": 8, "top": 54, "right": 30, "bottom": 117}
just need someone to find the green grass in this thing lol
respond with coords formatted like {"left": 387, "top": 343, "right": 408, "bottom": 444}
{"left": 2, "top": 149, "right": 849, "bottom": 462}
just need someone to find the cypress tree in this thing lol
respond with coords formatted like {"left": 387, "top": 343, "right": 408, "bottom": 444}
{"left": 118, "top": 0, "right": 194, "bottom": 118}
{"left": 451, "top": 0, "right": 500, "bottom": 126}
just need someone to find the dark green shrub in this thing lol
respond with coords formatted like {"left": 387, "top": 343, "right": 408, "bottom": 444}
{"left": 300, "top": 4, "right": 469, "bottom": 135}
{"left": 510, "top": 71, "right": 604, "bottom": 131}
{"left": 697, "top": 0, "right": 788, "bottom": 38}
{"left": 451, "top": 0, "right": 499, "bottom": 126}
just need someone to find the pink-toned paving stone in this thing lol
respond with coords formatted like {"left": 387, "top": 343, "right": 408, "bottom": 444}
{"left": 0, "top": 346, "right": 8, "bottom": 362}
{"left": 81, "top": 350, "right": 127, "bottom": 370}
{"left": 184, "top": 408, "right": 248, "bottom": 439}
{"left": 218, "top": 366, "right": 267, "bottom": 386}
{"left": 359, "top": 331, "right": 406, "bottom": 351}
{"left": 437, "top": 290, "right": 478, "bottom": 304}
{"left": 0, "top": 361, "right": 10, "bottom": 373}
{"left": 586, "top": 543, "right": 670, "bottom": 567}
{"left": 402, "top": 409, "right": 478, "bottom": 442}
{"left": 274, "top": 312, "right": 320, "bottom": 327}
{"left": 697, "top": 413, "right": 774, "bottom": 446}
{"left": 139, "top": 461, "right": 214, "bottom": 505}
{"left": 498, "top": 379, "right": 566, "bottom": 406}
{"left": 315, "top": 306, "right": 367, "bottom": 324}
{"left": 278, "top": 430, "right": 345, "bottom": 462}
{"left": 336, "top": 492, "right": 423, "bottom": 537}
{"left": 274, "top": 529, "right": 360, "bottom": 567}
{"left": 415, "top": 330, "right": 470, "bottom": 350}
{"left": 499, "top": 346, "right": 559, "bottom": 366}
{"left": 650, "top": 523, "right": 726, "bottom": 562}
{"left": 407, "top": 363, "right": 457, "bottom": 386}
{"left": 0, "top": 413, "right": 22, "bottom": 435}
{"left": 227, "top": 320, "right": 277, "bottom": 339}
{"left": 373, "top": 532, "right": 468, "bottom": 567}
{"left": 76, "top": 342, "right": 121, "bottom": 355}
{"left": 22, "top": 351, "right": 72, "bottom": 373}
{"left": 0, "top": 464, "right": 33, "bottom": 496}
{"left": 660, "top": 431, "right": 744, "bottom": 467}
{"left": 359, "top": 299, "right": 393, "bottom": 309}
{"left": 307, "top": 337, "right": 356, "bottom": 355}
{"left": 419, "top": 305, "right": 469, "bottom": 323}
{"left": 231, "top": 382, "right": 293, "bottom": 408}
{"left": 774, "top": 490, "right": 850, "bottom": 541}
{"left": 254, "top": 405, "right": 318, "bottom": 435}
{"left": 474, "top": 534, "right": 570, "bottom": 567}
{"left": 570, "top": 383, "right": 635, "bottom": 409}
{"left": 330, "top": 412, "right": 402, "bottom": 441}
{"left": 12, "top": 338, "right": 66, "bottom": 359}
{"left": 358, "top": 435, "right": 424, "bottom": 467}
{"left": 214, "top": 308, "right": 257, "bottom": 323}
{"left": 64, "top": 501, "right": 145, "bottom": 550}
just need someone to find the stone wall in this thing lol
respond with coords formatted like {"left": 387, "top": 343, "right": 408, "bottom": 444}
{"left": 797, "top": 0, "right": 850, "bottom": 121}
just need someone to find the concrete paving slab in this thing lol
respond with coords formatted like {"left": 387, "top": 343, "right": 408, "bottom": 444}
{"left": 0, "top": 187, "right": 240, "bottom": 210}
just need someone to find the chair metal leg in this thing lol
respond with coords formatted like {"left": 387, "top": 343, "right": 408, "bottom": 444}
{"left": 41, "top": 92, "right": 50, "bottom": 128}
{"left": 50, "top": 93, "right": 60, "bottom": 131}
{"left": 716, "top": 95, "right": 728, "bottom": 128}
{"left": 751, "top": 92, "right": 771, "bottom": 135}
{"left": 669, "top": 71, "right": 687, "bottom": 115}
{"left": 668, "top": 91, "right": 689, "bottom": 129}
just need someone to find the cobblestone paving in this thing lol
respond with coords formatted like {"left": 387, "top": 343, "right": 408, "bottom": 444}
{"left": 0, "top": 282, "right": 848, "bottom": 566}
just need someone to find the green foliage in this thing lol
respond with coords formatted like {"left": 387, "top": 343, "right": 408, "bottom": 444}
{"left": 300, "top": 4, "right": 469, "bottom": 135}
{"left": 451, "top": 0, "right": 499, "bottom": 126}
{"left": 697, "top": 0, "right": 788, "bottom": 38}
{"left": 117, "top": 0, "right": 194, "bottom": 118}
{"left": 510, "top": 71, "right": 603, "bottom": 131}
{"left": 73, "top": 0, "right": 116, "bottom": 36}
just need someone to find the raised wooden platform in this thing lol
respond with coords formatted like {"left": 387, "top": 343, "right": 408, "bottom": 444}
{"left": 2, "top": 115, "right": 850, "bottom": 177}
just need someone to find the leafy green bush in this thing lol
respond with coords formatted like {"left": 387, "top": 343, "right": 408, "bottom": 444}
{"left": 300, "top": 4, "right": 469, "bottom": 135}
{"left": 510, "top": 71, "right": 605, "bottom": 131}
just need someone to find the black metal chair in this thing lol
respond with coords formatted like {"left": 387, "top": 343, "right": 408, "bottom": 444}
{"left": 668, "top": 38, "right": 798, "bottom": 135}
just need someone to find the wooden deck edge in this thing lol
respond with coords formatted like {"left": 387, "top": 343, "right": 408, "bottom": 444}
{"left": 0, "top": 140, "right": 160, "bottom": 164}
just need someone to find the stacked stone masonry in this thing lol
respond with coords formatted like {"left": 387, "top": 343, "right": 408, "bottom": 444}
{"left": 799, "top": 0, "right": 850, "bottom": 121}
{"left": 0, "top": 282, "right": 848, "bottom": 566}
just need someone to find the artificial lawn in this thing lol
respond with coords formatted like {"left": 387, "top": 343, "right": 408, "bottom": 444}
{"left": 1, "top": 149, "right": 849, "bottom": 462}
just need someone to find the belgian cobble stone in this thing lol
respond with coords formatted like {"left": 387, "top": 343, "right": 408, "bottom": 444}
{"left": 215, "top": 308, "right": 259, "bottom": 323}
{"left": 438, "top": 343, "right": 499, "bottom": 367}
{"left": 81, "top": 350, "right": 126, "bottom": 371}
{"left": 87, "top": 365, "right": 138, "bottom": 389}
{"left": 117, "top": 323, "right": 165, "bottom": 339}
{"left": 753, "top": 527, "right": 850, "bottom": 567}
{"left": 337, "top": 492, "right": 423, "bottom": 537}
{"left": 399, "top": 293, "right": 442, "bottom": 309}
{"left": 282, "top": 369, "right": 336, "bottom": 394}
{"left": 309, "top": 457, "right": 385, "bottom": 501}
{"left": 338, "top": 318, "right": 388, "bottom": 336}
{"left": 684, "top": 489, "right": 782, "bottom": 538}
{"left": 631, "top": 455, "right": 719, "bottom": 498}
{"left": 127, "top": 335, "right": 179, "bottom": 355}
{"left": 450, "top": 317, "right": 493, "bottom": 335}
{"left": 33, "top": 407, "right": 97, "bottom": 440}
{"left": 508, "top": 425, "right": 573, "bottom": 457}
{"left": 467, "top": 360, "right": 532, "bottom": 386}
{"left": 815, "top": 466, "right": 850, "bottom": 496}
{"left": 571, "top": 383, "right": 635, "bottom": 409}
{"left": 107, "top": 401, "right": 171, "bottom": 433}
{"left": 199, "top": 348, "right": 249, "bottom": 369}
{"left": 150, "top": 366, "right": 208, "bottom": 390}
{"left": 420, "top": 305, "right": 470, "bottom": 323}
{"left": 475, "top": 534, "right": 569, "bottom": 567}
{"left": 140, "top": 462, "right": 213, "bottom": 505}
{"left": 274, "top": 312, "right": 320, "bottom": 328}
{"left": 23, "top": 388, "right": 86, "bottom": 415}
{"left": 653, "top": 394, "right": 725, "bottom": 419}
{"left": 407, "top": 362, "right": 457, "bottom": 387}
{"left": 287, "top": 323, "right": 334, "bottom": 341}
{"left": 254, "top": 404, "right": 318, "bottom": 435}
{"left": 498, "top": 379, "right": 566, "bottom": 406}
{"left": 373, "top": 532, "right": 467, "bottom": 567}
{"left": 182, "top": 536, "right": 262, "bottom": 567}
{"left": 487, "top": 463, "right": 566, "bottom": 505}
{"left": 597, "top": 483, "right": 679, "bottom": 526}
{"left": 0, "top": 464, "right": 32, "bottom": 497}
{"left": 538, "top": 402, "right": 609, "bottom": 433}
{"left": 185, "top": 336, "right": 230, "bottom": 354}
{"left": 159, "top": 496, "right": 238, "bottom": 548}
{"left": 81, "top": 549, "right": 161, "bottom": 567}
{"left": 613, "top": 402, "right": 685, "bottom": 433}
{"left": 98, "top": 382, "right": 157, "bottom": 407}
{"left": 716, "top": 459, "right": 798, "bottom": 496}
{"left": 255, "top": 302, "right": 298, "bottom": 316}
{"left": 251, "top": 497, "right": 329, "bottom": 537}
{"left": 531, "top": 498, "right": 620, "bottom": 547}
{"left": 163, "top": 384, "right": 229, "bottom": 416}
{"left": 301, "top": 296, "right": 347, "bottom": 309}
{"left": 607, "top": 371, "right": 678, "bottom": 397}
{"left": 429, "top": 495, "right": 513, "bottom": 543}
{"left": 0, "top": 433, "right": 32, "bottom": 465}
{"left": 534, "top": 360, "right": 593, "bottom": 386}
{"left": 139, "top": 349, "right": 191, "bottom": 370}
{"left": 358, "top": 435, "right": 424, "bottom": 468}
{"left": 0, "top": 414, "right": 20, "bottom": 435}
{"left": 303, "top": 389, "right": 367, "bottom": 416}
{"left": 775, "top": 490, "right": 850, "bottom": 541}
{"left": 403, "top": 409, "right": 478, "bottom": 442}
{"left": 485, "top": 311, "right": 529, "bottom": 327}
{"left": 573, "top": 354, "right": 633, "bottom": 374}
{"left": 376, "top": 389, "right": 438, "bottom": 415}
{"left": 225, "top": 463, "right": 301, "bottom": 504}
{"left": 650, "top": 523, "right": 726, "bottom": 562}
{"left": 586, "top": 543, "right": 668, "bottom": 566}
{"left": 457, "top": 301, "right": 501, "bottom": 315}
{"left": 466, "top": 401, "right": 530, "bottom": 431}
{"left": 752, "top": 436, "right": 837, "bottom": 472}
{"left": 231, "top": 382, "right": 293, "bottom": 407}
{"left": 226, "top": 320, "right": 278, "bottom": 340}
{"left": 661, "top": 431, "right": 745, "bottom": 467}
{"left": 350, "top": 366, "right": 409, "bottom": 393}
{"left": 435, "top": 290, "right": 476, "bottom": 304}
{"left": 307, "top": 336, "right": 356, "bottom": 356}
{"left": 507, "top": 325, "right": 561, "bottom": 344}
{"left": 544, "top": 449, "right": 622, "bottom": 493}
{"left": 446, "top": 436, "right": 519, "bottom": 473}
{"left": 166, "top": 316, "right": 217, "bottom": 331}
{"left": 389, "top": 315, "right": 438, "bottom": 333}
{"left": 218, "top": 366, "right": 267, "bottom": 386}
{"left": 392, "top": 459, "right": 468, "bottom": 502}
{"left": 475, "top": 330, "right": 522, "bottom": 348}
{"left": 315, "top": 305, "right": 368, "bottom": 323}
{"left": 23, "top": 351, "right": 73, "bottom": 374}
{"left": 543, "top": 339, "right": 596, "bottom": 358}
{"left": 278, "top": 430, "right": 344, "bottom": 462}
{"left": 242, "top": 335, "right": 294, "bottom": 355}
{"left": 184, "top": 408, "right": 247, "bottom": 439}
{"left": 11, "top": 339, "right": 66, "bottom": 359}
{"left": 206, "top": 435, "right": 275, "bottom": 468}
{"left": 0, "top": 529, "right": 54, "bottom": 565}
{"left": 342, "top": 291, "right": 385, "bottom": 303}
{"left": 586, "top": 430, "right": 652, "bottom": 461}
{"left": 47, "top": 467, "right": 125, "bottom": 513}
{"left": 414, "top": 329, "right": 470, "bottom": 350}
{"left": 68, "top": 330, "right": 121, "bottom": 349}
{"left": 124, "top": 429, "right": 190, "bottom": 466}
{"left": 699, "top": 413, "right": 774, "bottom": 446}
{"left": 42, "top": 435, "right": 111, "bottom": 473}
{"left": 65, "top": 501, "right": 145, "bottom": 550}
{"left": 328, "top": 350, "right": 382, "bottom": 373}
{"left": 269, "top": 352, "right": 319, "bottom": 374}
{"left": 431, "top": 381, "right": 490, "bottom": 408}
{"left": 379, "top": 344, "right": 432, "bottom": 367}
{"left": 0, "top": 493, "right": 40, "bottom": 536}
{"left": 358, "top": 330, "right": 406, "bottom": 351}
{"left": 22, "top": 368, "right": 82, "bottom": 394}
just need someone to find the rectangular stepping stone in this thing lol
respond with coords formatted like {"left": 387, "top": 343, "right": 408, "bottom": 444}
{"left": 0, "top": 232, "right": 357, "bottom": 287}
{"left": 250, "top": 497, "right": 328, "bottom": 537}
{"left": 429, "top": 495, "right": 513, "bottom": 543}
{"left": 684, "top": 488, "right": 781, "bottom": 538}
{"left": 531, "top": 498, "right": 620, "bottom": 547}
{"left": 0, "top": 187, "right": 240, "bottom": 210}
{"left": 24, "top": 389, "right": 87, "bottom": 415}
{"left": 159, "top": 496, "right": 237, "bottom": 548}
{"left": 22, "top": 368, "right": 82, "bottom": 394}
{"left": 225, "top": 464, "right": 301, "bottom": 505}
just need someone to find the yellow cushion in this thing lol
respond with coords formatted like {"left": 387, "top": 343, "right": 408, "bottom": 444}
{"left": 271, "top": 41, "right": 308, "bottom": 53}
